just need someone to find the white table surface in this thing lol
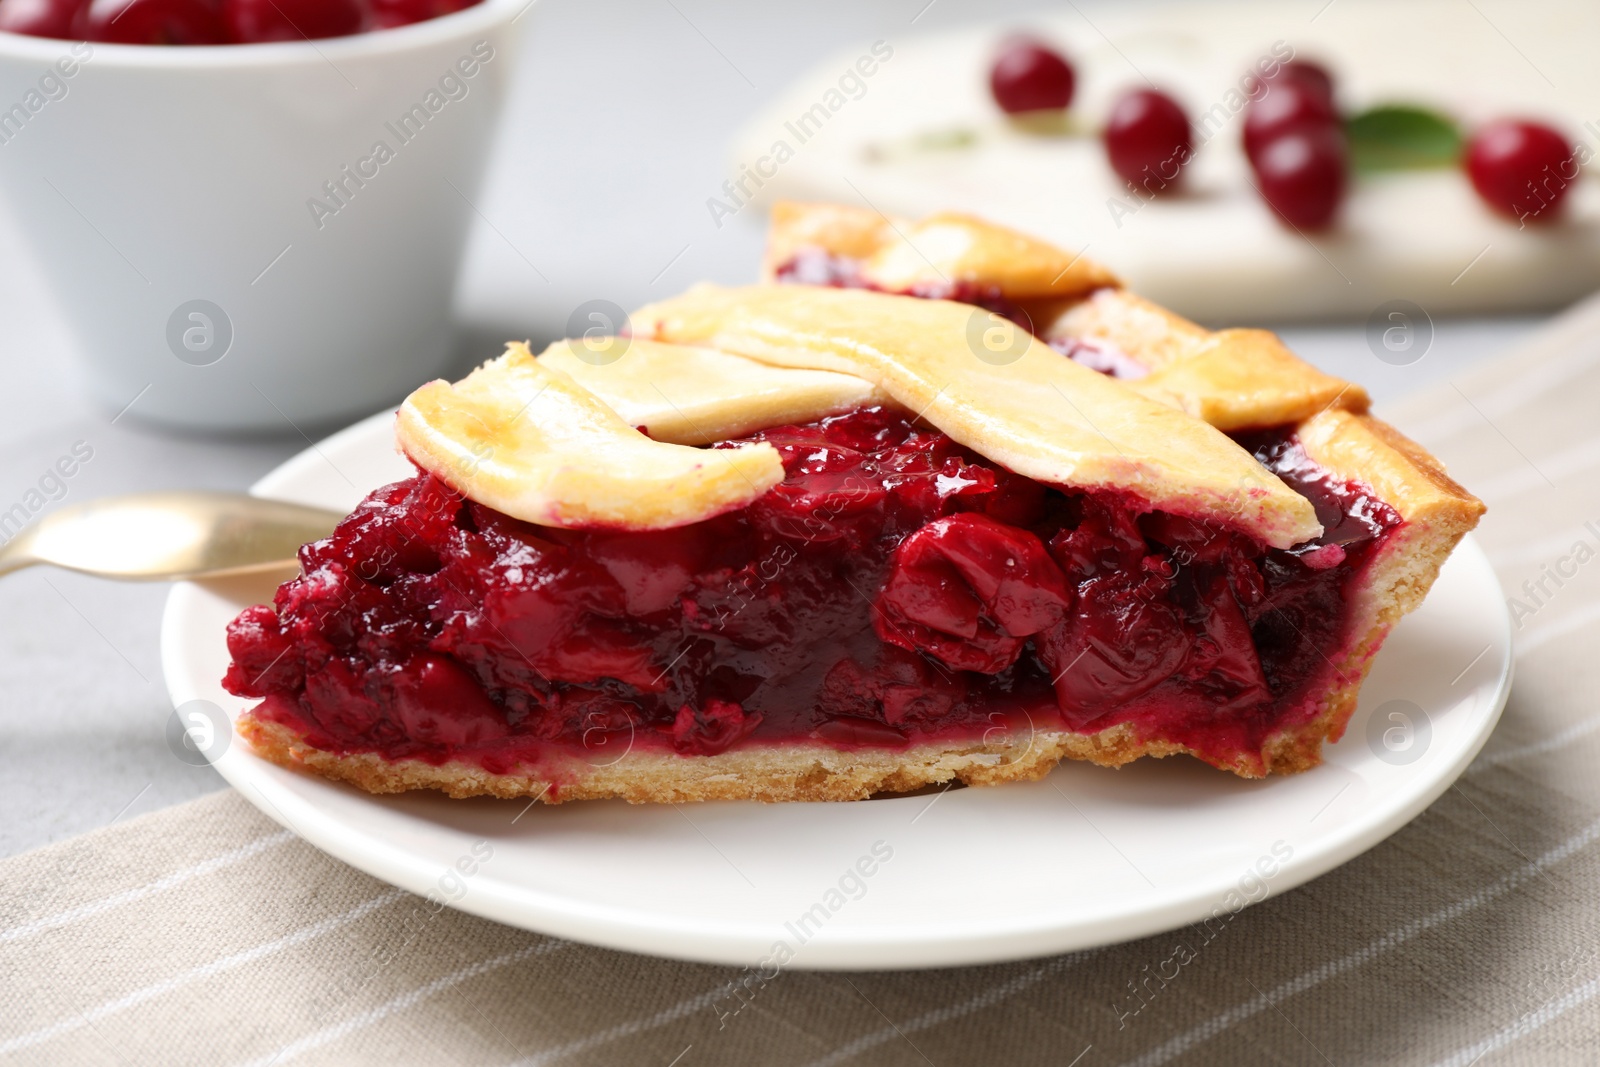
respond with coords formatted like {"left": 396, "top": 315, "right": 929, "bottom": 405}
{"left": 0, "top": 0, "right": 1549, "bottom": 858}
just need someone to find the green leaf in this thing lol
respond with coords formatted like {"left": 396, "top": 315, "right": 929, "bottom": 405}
{"left": 910, "top": 127, "right": 979, "bottom": 151}
{"left": 1003, "top": 110, "right": 1085, "bottom": 138}
{"left": 1346, "top": 105, "right": 1463, "bottom": 173}
{"left": 862, "top": 126, "right": 981, "bottom": 163}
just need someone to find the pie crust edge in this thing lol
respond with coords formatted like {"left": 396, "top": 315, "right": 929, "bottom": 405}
{"left": 230, "top": 205, "right": 1486, "bottom": 797}
{"left": 235, "top": 403, "right": 1482, "bottom": 800}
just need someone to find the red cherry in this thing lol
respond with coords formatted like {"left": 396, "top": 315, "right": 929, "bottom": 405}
{"left": 1464, "top": 119, "right": 1579, "bottom": 222}
{"left": 876, "top": 513, "right": 1071, "bottom": 674}
{"left": 370, "top": 0, "right": 477, "bottom": 29}
{"left": 387, "top": 654, "right": 509, "bottom": 748}
{"left": 989, "top": 36, "right": 1075, "bottom": 114}
{"left": 0, "top": 0, "right": 84, "bottom": 38}
{"left": 1103, "top": 88, "right": 1192, "bottom": 190}
{"left": 1040, "top": 577, "right": 1190, "bottom": 714}
{"left": 1267, "top": 59, "right": 1334, "bottom": 104}
{"left": 75, "top": 0, "right": 225, "bottom": 44}
{"left": 670, "top": 699, "right": 760, "bottom": 757}
{"left": 1253, "top": 127, "right": 1348, "bottom": 230}
{"left": 1242, "top": 78, "right": 1339, "bottom": 163}
{"left": 222, "top": 0, "right": 363, "bottom": 42}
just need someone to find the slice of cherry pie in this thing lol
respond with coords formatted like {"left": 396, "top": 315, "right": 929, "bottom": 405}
{"left": 223, "top": 203, "right": 1483, "bottom": 802}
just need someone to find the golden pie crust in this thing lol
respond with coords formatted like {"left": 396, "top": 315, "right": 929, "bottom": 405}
{"left": 762, "top": 201, "right": 1120, "bottom": 300}
{"left": 631, "top": 284, "right": 1321, "bottom": 549}
{"left": 765, "top": 201, "right": 1371, "bottom": 430}
{"left": 1042, "top": 290, "right": 1368, "bottom": 431}
{"left": 241, "top": 205, "right": 1484, "bottom": 800}
{"left": 537, "top": 337, "right": 886, "bottom": 446}
{"left": 396, "top": 341, "right": 784, "bottom": 529}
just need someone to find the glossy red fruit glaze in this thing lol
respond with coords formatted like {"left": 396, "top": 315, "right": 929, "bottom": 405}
{"left": 1254, "top": 127, "right": 1348, "bottom": 230}
{"left": 672, "top": 699, "right": 761, "bottom": 756}
{"left": 0, "top": 0, "right": 83, "bottom": 38}
{"left": 1464, "top": 119, "right": 1579, "bottom": 223}
{"left": 223, "top": 0, "right": 363, "bottom": 42}
{"left": 1266, "top": 59, "right": 1335, "bottom": 104}
{"left": 75, "top": 0, "right": 224, "bottom": 44}
{"left": 226, "top": 406, "right": 1401, "bottom": 775}
{"left": 877, "top": 513, "right": 1072, "bottom": 673}
{"left": 989, "top": 35, "right": 1075, "bottom": 114}
{"left": 1104, "top": 87, "right": 1192, "bottom": 190}
{"left": 1243, "top": 77, "right": 1339, "bottom": 163}
{"left": 370, "top": 0, "right": 477, "bottom": 28}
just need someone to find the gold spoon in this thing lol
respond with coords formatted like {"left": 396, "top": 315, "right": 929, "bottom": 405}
{"left": 0, "top": 492, "right": 345, "bottom": 581}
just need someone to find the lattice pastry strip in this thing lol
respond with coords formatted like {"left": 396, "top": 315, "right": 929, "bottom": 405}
{"left": 225, "top": 204, "right": 1485, "bottom": 801}
{"left": 764, "top": 201, "right": 1369, "bottom": 431}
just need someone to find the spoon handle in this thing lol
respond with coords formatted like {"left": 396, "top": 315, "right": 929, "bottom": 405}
{"left": 2, "top": 492, "right": 347, "bottom": 582}
{"left": 0, "top": 531, "right": 38, "bottom": 577}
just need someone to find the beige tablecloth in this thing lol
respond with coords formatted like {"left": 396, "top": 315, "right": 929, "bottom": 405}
{"left": 6, "top": 296, "right": 1600, "bottom": 1066}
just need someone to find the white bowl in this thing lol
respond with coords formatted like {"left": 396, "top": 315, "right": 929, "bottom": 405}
{"left": 0, "top": 0, "right": 527, "bottom": 432}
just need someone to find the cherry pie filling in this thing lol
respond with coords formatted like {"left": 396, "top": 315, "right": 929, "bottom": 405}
{"left": 224, "top": 406, "right": 1399, "bottom": 775}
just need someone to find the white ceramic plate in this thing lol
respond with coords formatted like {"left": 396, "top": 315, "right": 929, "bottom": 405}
{"left": 161, "top": 411, "right": 1512, "bottom": 970}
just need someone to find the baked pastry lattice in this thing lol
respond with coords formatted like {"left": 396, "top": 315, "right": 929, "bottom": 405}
{"left": 226, "top": 203, "right": 1483, "bottom": 801}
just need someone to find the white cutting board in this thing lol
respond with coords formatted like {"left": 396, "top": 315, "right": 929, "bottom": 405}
{"left": 728, "top": 0, "right": 1600, "bottom": 323}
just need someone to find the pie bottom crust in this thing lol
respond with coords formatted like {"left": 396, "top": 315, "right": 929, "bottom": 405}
{"left": 235, "top": 412, "right": 1479, "bottom": 801}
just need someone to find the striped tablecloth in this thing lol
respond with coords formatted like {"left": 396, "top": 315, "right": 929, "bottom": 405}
{"left": 6, "top": 295, "right": 1600, "bottom": 1067}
